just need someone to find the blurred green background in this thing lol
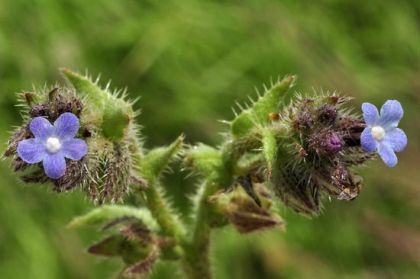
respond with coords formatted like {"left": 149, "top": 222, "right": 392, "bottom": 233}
{"left": 1, "top": 0, "right": 420, "bottom": 278}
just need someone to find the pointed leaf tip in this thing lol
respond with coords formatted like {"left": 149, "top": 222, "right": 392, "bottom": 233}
{"left": 142, "top": 135, "right": 185, "bottom": 178}
{"left": 60, "top": 68, "right": 133, "bottom": 141}
{"left": 67, "top": 205, "right": 158, "bottom": 230}
{"left": 60, "top": 67, "right": 107, "bottom": 109}
{"left": 231, "top": 75, "right": 295, "bottom": 138}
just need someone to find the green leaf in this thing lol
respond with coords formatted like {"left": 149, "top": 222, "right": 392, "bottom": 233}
{"left": 61, "top": 68, "right": 133, "bottom": 141}
{"left": 61, "top": 68, "right": 107, "bottom": 109}
{"left": 261, "top": 128, "right": 277, "bottom": 174}
{"left": 141, "top": 134, "right": 184, "bottom": 179}
{"left": 67, "top": 205, "right": 158, "bottom": 231}
{"left": 101, "top": 102, "right": 131, "bottom": 141}
{"left": 123, "top": 250, "right": 159, "bottom": 276}
{"left": 88, "top": 235, "right": 127, "bottom": 257}
{"left": 231, "top": 75, "right": 295, "bottom": 138}
{"left": 184, "top": 144, "right": 222, "bottom": 177}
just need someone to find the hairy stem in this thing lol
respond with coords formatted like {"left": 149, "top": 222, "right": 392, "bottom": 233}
{"left": 182, "top": 180, "right": 217, "bottom": 279}
{"left": 142, "top": 179, "right": 185, "bottom": 240}
{"left": 182, "top": 143, "right": 237, "bottom": 278}
{"left": 132, "top": 143, "right": 185, "bottom": 259}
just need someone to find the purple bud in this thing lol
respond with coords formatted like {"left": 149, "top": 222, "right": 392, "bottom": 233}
{"left": 309, "top": 130, "right": 343, "bottom": 156}
{"left": 326, "top": 133, "right": 342, "bottom": 153}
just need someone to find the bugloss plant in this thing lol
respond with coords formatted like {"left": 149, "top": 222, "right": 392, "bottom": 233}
{"left": 4, "top": 69, "right": 407, "bottom": 278}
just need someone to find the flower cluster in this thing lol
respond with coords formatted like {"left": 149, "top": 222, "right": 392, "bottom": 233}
{"left": 4, "top": 80, "right": 138, "bottom": 203}
{"left": 270, "top": 95, "right": 373, "bottom": 216}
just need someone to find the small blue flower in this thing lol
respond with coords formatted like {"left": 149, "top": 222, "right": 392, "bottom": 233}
{"left": 17, "top": 112, "right": 88, "bottom": 179}
{"left": 361, "top": 100, "right": 407, "bottom": 167}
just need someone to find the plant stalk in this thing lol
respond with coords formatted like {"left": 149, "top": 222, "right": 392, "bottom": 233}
{"left": 182, "top": 180, "right": 218, "bottom": 279}
{"left": 182, "top": 142, "right": 237, "bottom": 278}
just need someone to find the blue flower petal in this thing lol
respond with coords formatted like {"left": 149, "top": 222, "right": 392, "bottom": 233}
{"left": 17, "top": 139, "right": 46, "bottom": 163}
{"left": 362, "top": 102, "right": 379, "bottom": 126}
{"left": 385, "top": 128, "right": 407, "bottom": 152}
{"left": 360, "top": 128, "right": 377, "bottom": 152}
{"left": 54, "top": 112, "right": 80, "bottom": 140}
{"left": 62, "top": 138, "right": 88, "bottom": 160}
{"left": 378, "top": 142, "right": 398, "bottom": 168}
{"left": 379, "top": 100, "right": 403, "bottom": 130}
{"left": 43, "top": 153, "right": 66, "bottom": 179}
{"left": 30, "top": 117, "right": 54, "bottom": 140}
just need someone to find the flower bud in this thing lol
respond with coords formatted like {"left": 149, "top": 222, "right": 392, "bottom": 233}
{"left": 271, "top": 157, "right": 321, "bottom": 217}
{"left": 296, "top": 111, "right": 313, "bottom": 131}
{"left": 317, "top": 104, "right": 337, "bottom": 124}
{"left": 211, "top": 183, "right": 284, "bottom": 233}
{"left": 326, "top": 133, "right": 342, "bottom": 153}
{"left": 309, "top": 131, "right": 342, "bottom": 156}
{"left": 29, "top": 103, "right": 50, "bottom": 118}
{"left": 339, "top": 117, "right": 365, "bottom": 147}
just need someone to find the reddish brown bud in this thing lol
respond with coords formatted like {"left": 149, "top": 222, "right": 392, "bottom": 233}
{"left": 211, "top": 184, "right": 284, "bottom": 233}
{"left": 22, "top": 92, "right": 37, "bottom": 107}
{"left": 123, "top": 250, "right": 159, "bottom": 276}
{"left": 4, "top": 126, "right": 31, "bottom": 157}
{"left": 30, "top": 104, "right": 50, "bottom": 118}
{"left": 317, "top": 104, "right": 337, "bottom": 124}
{"left": 269, "top": 112, "right": 280, "bottom": 121}
{"left": 296, "top": 111, "right": 313, "bottom": 131}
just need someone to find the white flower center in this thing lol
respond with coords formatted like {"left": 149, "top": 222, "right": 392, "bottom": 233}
{"left": 45, "top": 137, "right": 62, "bottom": 153}
{"left": 371, "top": 126, "right": 385, "bottom": 141}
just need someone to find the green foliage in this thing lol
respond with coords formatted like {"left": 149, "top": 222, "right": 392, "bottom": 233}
{"left": 0, "top": 1, "right": 419, "bottom": 279}
{"left": 141, "top": 135, "right": 184, "bottom": 179}
{"left": 62, "top": 68, "right": 133, "bottom": 142}
{"left": 101, "top": 103, "right": 131, "bottom": 141}
{"left": 61, "top": 68, "right": 108, "bottom": 109}
{"left": 67, "top": 205, "right": 158, "bottom": 231}
{"left": 261, "top": 127, "right": 278, "bottom": 174}
{"left": 231, "top": 76, "right": 295, "bottom": 138}
{"left": 183, "top": 144, "right": 223, "bottom": 178}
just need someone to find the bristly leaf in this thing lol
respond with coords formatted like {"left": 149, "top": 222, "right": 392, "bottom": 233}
{"left": 87, "top": 222, "right": 158, "bottom": 273}
{"left": 141, "top": 134, "right": 184, "bottom": 179}
{"left": 102, "top": 103, "right": 131, "bottom": 141}
{"left": 123, "top": 249, "right": 159, "bottom": 276}
{"left": 61, "top": 68, "right": 134, "bottom": 142}
{"left": 67, "top": 205, "right": 158, "bottom": 231}
{"left": 183, "top": 143, "right": 223, "bottom": 178}
{"left": 61, "top": 68, "right": 108, "bottom": 108}
{"left": 211, "top": 183, "right": 285, "bottom": 234}
{"left": 261, "top": 128, "right": 277, "bottom": 176}
{"left": 231, "top": 75, "right": 295, "bottom": 138}
{"left": 88, "top": 235, "right": 127, "bottom": 257}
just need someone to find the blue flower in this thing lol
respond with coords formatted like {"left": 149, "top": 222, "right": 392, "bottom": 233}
{"left": 361, "top": 100, "right": 407, "bottom": 167}
{"left": 17, "top": 112, "right": 88, "bottom": 179}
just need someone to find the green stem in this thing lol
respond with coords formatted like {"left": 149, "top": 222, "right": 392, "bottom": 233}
{"left": 182, "top": 180, "right": 218, "bottom": 279}
{"left": 183, "top": 143, "right": 237, "bottom": 279}
{"left": 132, "top": 143, "right": 185, "bottom": 259}
{"left": 142, "top": 179, "right": 185, "bottom": 260}
{"left": 142, "top": 179, "right": 184, "bottom": 240}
